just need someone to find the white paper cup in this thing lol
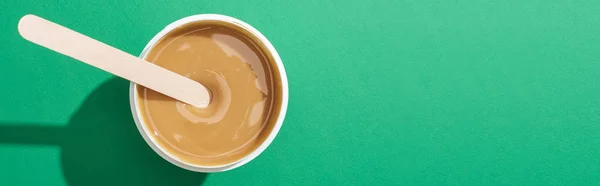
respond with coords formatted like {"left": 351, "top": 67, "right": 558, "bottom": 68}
{"left": 129, "top": 14, "right": 288, "bottom": 172}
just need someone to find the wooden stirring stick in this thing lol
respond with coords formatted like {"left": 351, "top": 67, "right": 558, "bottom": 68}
{"left": 18, "top": 14, "right": 211, "bottom": 108}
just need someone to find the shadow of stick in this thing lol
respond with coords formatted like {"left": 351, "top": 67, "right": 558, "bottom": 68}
{"left": 0, "top": 78, "right": 207, "bottom": 186}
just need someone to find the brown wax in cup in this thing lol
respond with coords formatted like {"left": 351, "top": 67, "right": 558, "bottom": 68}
{"left": 137, "top": 21, "right": 282, "bottom": 166}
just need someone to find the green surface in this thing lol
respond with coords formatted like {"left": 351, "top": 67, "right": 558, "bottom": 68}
{"left": 1, "top": 0, "right": 600, "bottom": 185}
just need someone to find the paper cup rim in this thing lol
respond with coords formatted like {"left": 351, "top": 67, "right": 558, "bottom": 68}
{"left": 129, "top": 14, "right": 288, "bottom": 172}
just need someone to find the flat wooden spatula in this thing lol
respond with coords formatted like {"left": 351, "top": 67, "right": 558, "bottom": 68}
{"left": 17, "top": 14, "right": 210, "bottom": 108}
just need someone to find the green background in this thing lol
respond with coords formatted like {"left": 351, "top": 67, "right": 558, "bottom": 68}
{"left": 1, "top": 0, "right": 600, "bottom": 185}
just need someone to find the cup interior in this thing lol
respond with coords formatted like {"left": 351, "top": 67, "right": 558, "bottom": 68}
{"left": 129, "top": 14, "right": 288, "bottom": 172}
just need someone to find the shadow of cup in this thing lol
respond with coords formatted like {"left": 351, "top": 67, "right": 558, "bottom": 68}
{"left": 0, "top": 78, "right": 207, "bottom": 186}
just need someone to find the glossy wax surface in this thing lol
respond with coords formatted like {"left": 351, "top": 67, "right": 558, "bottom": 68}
{"left": 139, "top": 22, "right": 277, "bottom": 166}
